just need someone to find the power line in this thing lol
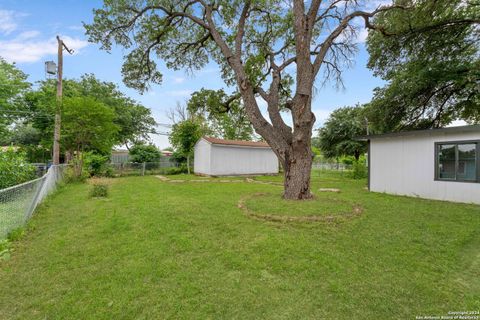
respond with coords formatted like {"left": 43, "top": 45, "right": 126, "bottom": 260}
{"left": 0, "top": 110, "right": 52, "bottom": 114}
{"left": 154, "top": 131, "right": 171, "bottom": 136}
{"left": 156, "top": 123, "right": 173, "bottom": 128}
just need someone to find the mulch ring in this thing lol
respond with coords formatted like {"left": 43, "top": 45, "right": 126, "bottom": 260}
{"left": 237, "top": 192, "right": 363, "bottom": 224}
{"left": 155, "top": 175, "right": 283, "bottom": 186}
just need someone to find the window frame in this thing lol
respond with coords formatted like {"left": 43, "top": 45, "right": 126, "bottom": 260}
{"left": 434, "top": 140, "right": 480, "bottom": 183}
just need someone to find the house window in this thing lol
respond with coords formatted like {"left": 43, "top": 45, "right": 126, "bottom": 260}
{"left": 436, "top": 141, "right": 479, "bottom": 182}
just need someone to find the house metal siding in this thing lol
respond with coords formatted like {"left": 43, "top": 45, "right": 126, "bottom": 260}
{"left": 193, "top": 139, "right": 211, "bottom": 175}
{"left": 370, "top": 131, "right": 480, "bottom": 204}
{"left": 193, "top": 138, "right": 279, "bottom": 176}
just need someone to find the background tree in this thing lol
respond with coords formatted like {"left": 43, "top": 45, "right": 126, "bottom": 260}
{"left": 0, "top": 58, "right": 31, "bottom": 137}
{"left": 3, "top": 124, "right": 49, "bottom": 163}
{"left": 0, "top": 148, "right": 36, "bottom": 189}
{"left": 187, "top": 89, "right": 253, "bottom": 140}
{"left": 62, "top": 96, "right": 118, "bottom": 175}
{"left": 20, "top": 74, "right": 156, "bottom": 157}
{"left": 169, "top": 119, "right": 204, "bottom": 174}
{"left": 129, "top": 143, "right": 162, "bottom": 163}
{"left": 85, "top": 0, "right": 409, "bottom": 199}
{"left": 318, "top": 106, "right": 367, "bottom": 161}
{"left": 366, "top": 0, "right": 480, "bottom": 132}
{"left": 75, "top": 74, "right": 157, "bottom": 148}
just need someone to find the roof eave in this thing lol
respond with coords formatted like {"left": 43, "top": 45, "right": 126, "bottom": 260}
{"left": 354, "top": 124, "right": 480, "bottom": 141}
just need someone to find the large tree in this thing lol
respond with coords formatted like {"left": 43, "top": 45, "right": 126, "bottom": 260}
{"left": 85, "top": 0, "right": 412, "bottom": 199}
{"left": 366, "top": 0, "right": 480, "bottom": 132}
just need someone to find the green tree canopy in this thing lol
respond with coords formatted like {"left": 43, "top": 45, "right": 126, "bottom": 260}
{"left": 129, "top": 143, "right": 162, "bottom": 163}
{"left": 318, "top": 106, "right": 367, "bottom": 161}
{"left": 187, "top": 88, "right": 253, "bottom": 140}
{"left": 62, "top": 96, "right": 118, "bottom": 156}
{"left": 169, "top": 119, "right": 204, "bottom": 174}
{"left": 21, "top": 74, "right": 156, "bottom": 152}
{"left": 0, "top": 148, "right": 36, "bottom": 189}
{"left": 0, "top": 58, "right": 31, "bottom": 137}
{"left": 366, "top": 0, "right": 480, "bottom": 131}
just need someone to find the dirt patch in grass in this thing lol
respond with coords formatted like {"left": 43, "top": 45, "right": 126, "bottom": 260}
{"left": 156, "top": 175, "right": 282, "bottom": 185}
{"left": 238, "top": 192, "right": 363, "bottom": 224}
{"left": 87, "top": 177, "right": 117, "bottom": 186}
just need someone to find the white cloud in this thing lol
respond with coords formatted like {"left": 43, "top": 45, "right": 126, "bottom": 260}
{"left": 173, "top": 76, "right": 186, "bottom": 84}
{"left": 68, "top": 25, "right": 85, "bottom": 31}
{"left": 255, "top": 96, "right": 268, "bottom": 110}
{"left": 356, "top": 28, "right": 369, "bottom": 43}
{"left": 313, "top": 109, "right": 332, "bottom": 127}
{"left": 0, "top": 10, "right": 24, "bottom": 35}
{"left": 16, "top": 30, "right": 41, "bottom": 40}
{"left": 0, "top": 34, "right": 89, "bottom": 63}
{"left": 364, "top": 0, "right": 393, "bottom": 11}
{"left": 168, "top": 90, "right": 193, "bottom": 97}
{"left": 447, "top": 120, "right": 468, "bottom": 127}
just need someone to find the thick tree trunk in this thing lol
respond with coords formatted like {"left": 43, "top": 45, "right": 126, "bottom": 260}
{"left": 283, "top": 147, "right": 313, "bottom": 200}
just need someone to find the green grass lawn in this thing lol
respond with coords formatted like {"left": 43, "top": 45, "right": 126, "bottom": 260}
{"left": 0, "top": 172, "right": 479, "bottom": 319}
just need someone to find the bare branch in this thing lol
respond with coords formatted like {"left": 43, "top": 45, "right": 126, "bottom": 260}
{"left": 312, "top": 5, "right": 408, "bottom": 76}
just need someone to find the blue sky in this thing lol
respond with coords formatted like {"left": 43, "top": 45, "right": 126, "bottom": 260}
{"left": 0, "top": 0, "right": 387, "bottom": 148}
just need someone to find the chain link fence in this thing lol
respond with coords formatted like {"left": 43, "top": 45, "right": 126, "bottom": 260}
{"left": 109, "top": 161, "right": 180, "bottom": 177}
{"left": 0, "top": 165, "right": 67, "bottom": 239}
{"left": 312, "top": 162, "right": 352, "bottom": 171}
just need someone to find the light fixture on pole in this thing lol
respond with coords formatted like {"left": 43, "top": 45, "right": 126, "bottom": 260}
{"left": 45, "top": 61, "right": 57, "bottom": 76}
{"left": 52, "top": 36, "right": 74, "bottom": 165}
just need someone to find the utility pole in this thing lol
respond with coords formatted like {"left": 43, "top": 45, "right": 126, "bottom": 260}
{"left": 53, "top": 36, "right": 73, "bottom": 165}
{"left": 365, "top": 117, "right": 370, "bottom": 136}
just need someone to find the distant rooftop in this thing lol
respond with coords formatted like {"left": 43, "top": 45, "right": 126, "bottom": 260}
{"left": 356, "top": 124, "right": 480, "bottom": 141}
{"left": 202, "top": 136, "right": 270, "bottom": 148}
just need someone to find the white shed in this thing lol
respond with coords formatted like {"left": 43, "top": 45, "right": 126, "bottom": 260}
{"left": 359, "top": 125, "right": 480, "bottom": 204}
{"left": 194, "top": 137, "right": 279, "bottom": 176}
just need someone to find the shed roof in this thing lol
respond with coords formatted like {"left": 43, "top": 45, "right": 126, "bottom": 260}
{"left": 202, "top": 136, "right": 270, "bottom": 148}
{"left": 356, "top": 124, "right": 480, "bottom": 141}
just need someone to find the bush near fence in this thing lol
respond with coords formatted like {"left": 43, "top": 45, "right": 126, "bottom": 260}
{"left": 0, "top": 165, "right": 67, "bottom": 239}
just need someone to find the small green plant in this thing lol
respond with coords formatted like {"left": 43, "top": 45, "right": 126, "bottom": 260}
{"left": 164, "top": 167, "right": 187, "bottom": 175}
{"left": 90, "top": 184, "right": 108, "bottom": 198}
{"left": 350, "top": 159, "right": 367, "bottom": 179}
{"left": 64, "top": 165, "right": 88, "bottom": 183}
{"left": 0, "top": 226, "right": 29, "bottom": 261}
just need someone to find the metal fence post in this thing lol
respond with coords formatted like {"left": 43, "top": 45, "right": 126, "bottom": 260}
{"left": 24, "top": 176, "right": 46, "bottom": 221}
{"left": 142, "top": 162, "right": 146, "bottom": 176}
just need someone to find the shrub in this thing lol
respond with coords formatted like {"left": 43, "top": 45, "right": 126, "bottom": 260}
{"left": 64, "top": 165, "right": 89, "bottom": 183}
{"left": 350, "top": 157, "right": 368, "bottom": 180}
{"left": 0, "top": 148, "right": 36, "bottom": 189}
{"left": 90, "top": 184, "right": 108, "bottom": 198}
{"left": 164, "top": 167, "right": 187, "bottom": 175}
{"left": 83, "top": 152, "right": 111, "bottom": 177}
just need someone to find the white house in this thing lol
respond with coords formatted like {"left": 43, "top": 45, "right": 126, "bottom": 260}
{"left": 359, "top": 125, "right": 480, "bottom": 204}
{"left": 194, "top": 137, "right": 279, "bottom": 176}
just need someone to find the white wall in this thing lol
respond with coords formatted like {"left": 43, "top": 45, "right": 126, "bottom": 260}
{"left": 194, "top": 139, "right": 279, "bottom": 176}
{"left": 209, "top": 145, "right": 278, "bottom": 175}
{"left": 193, "top": 139, "right": 211, "bottom": 175}
{"left": 370, "top": 131, "right": 480, "bottom": 204}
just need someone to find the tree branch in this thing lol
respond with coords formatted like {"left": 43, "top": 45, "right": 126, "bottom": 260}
{"left": 312, "top": 5, "right": 408, "bottom": 76}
